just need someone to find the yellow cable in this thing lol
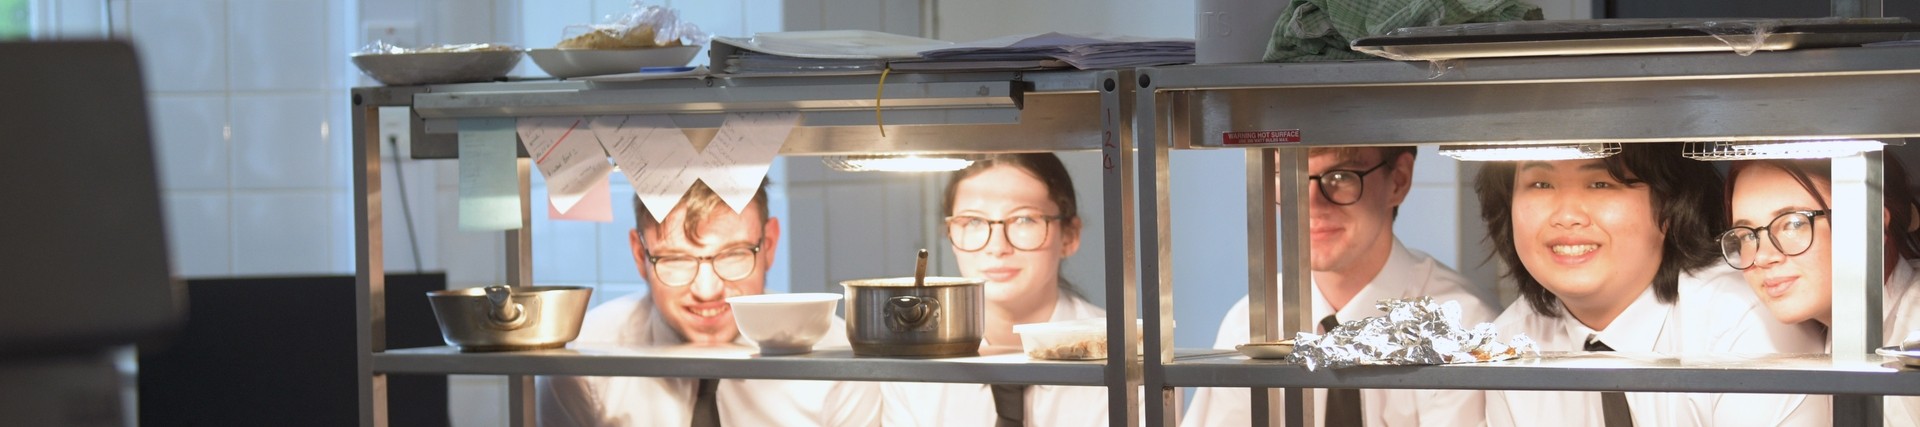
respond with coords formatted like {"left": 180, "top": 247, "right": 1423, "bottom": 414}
{"left": 876, "top": 66, "right": 890, "bottom": 138}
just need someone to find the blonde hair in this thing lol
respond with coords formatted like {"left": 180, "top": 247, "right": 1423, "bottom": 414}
{"left": 633, "top": 179, "right": 771, "bottom": 241}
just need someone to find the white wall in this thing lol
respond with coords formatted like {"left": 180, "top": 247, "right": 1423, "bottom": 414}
{"left": 97, "top": 0, "right": 1517, "bottom": 423}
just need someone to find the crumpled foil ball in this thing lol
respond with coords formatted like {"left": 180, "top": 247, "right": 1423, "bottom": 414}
{"left": 1288, "top": 297, "right": 1538, "bottom": 371}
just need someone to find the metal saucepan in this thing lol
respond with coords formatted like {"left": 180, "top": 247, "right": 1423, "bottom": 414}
{"left": 842, "top": 249, "right": 985, "bottom": 357}
{"left": 426, "top": 285, "right": 592, "bottom": 352}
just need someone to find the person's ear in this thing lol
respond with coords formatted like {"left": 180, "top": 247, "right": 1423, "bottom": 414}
{"left": 761, "top": 216, "right": 782, "bottom": 264}
{"left": 630, "top": 228, "right": 654, "bottom": 280}
{"left": 1387, "top": 151, "right": 1416, "bottom": 205}
{"left": 1908, "top": 203, "right": 1920, "bottom": 232}
{"left": 1059, "top": 216, "right": 1083, "bottom": 258}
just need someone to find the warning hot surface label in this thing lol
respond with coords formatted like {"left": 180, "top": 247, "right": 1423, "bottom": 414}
{"left": 1222, "top": 130, "right": 1301, "bottom": 145}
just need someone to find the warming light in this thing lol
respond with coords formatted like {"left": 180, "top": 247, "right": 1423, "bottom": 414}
{"left": 822, "top": 154, "right": 981, "bottom": 172}
{"left": 1681, "top": 139, "right": 1897, "bottom": 161}
{"left": 1437, "top": 143, "right": 1621, "bottom": 162}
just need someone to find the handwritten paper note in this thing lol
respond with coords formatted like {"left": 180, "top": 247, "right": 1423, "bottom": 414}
{"left": 517, "top": 116, "right": 613, "bottom": 214}
{"left": 457, "top": 118, "right": 522, "bottom": 231}
{"left": 592, "top": 115, "right": 701, "bottom": 224}
{"left": 547, "top": 175, "right": 613, "bottom": 222}
{"left": 697, "top": 112, "right": 799, "bottom": 212}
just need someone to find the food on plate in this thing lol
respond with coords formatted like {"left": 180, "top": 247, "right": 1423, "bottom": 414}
{"left": 1903, "top": 330, "right": 1920, "bottom": 351}
{"left": 556, "top": 26, "right": 680, "bottom": 49}
{"left": 1029, "top": 337, "right": 1107, "bottom": 360}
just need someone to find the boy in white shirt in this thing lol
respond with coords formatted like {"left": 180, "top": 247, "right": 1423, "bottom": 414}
{"left": 536, "top": 181, "right": 882, "bottom": 427}
{"left": 1473, "top": 143, "right": 1825, "bottom": 426}
{"left": 1185, "top": 147, "right": 1501, "bottom": 427}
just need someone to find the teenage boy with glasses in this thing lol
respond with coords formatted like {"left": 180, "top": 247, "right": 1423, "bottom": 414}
{"left": 538, "top": 180, "right": 882, "bottom": 427}
{"left": 1185, "top": 146, "right": 1501, "bottom": 427}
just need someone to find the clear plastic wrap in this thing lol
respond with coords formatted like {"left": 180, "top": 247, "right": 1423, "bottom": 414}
{"left": 1288, "top": 297, "right": 1538, "bottom": 371}
{"left": 350, "top": 41, "right": 522, "bottom": 86}
{"left": 356, "top": 41, "right": 518, "bottom": 55}
{"left": 555, "top": 2, "right": 710, "bottom": 49}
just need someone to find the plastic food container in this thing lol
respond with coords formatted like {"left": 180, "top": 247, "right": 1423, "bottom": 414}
{"left": 1014, "top": 318, "right": 1169, "bottom": 360}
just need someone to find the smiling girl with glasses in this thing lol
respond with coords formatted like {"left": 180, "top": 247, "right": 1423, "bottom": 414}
{"left": 1723, "top": 157, "right": 1920, "bottom": 426}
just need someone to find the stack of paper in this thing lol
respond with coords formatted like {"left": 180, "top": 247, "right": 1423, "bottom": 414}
{"left": 710, "top": 30, "right": 1193, "bottom": 75}
{"left": 917, "top": 32, "right": 1195, "bottom": 70}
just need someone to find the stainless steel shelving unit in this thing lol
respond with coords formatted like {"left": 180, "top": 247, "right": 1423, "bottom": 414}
{"left": 350, "top": 69, "right": 1148, "bottom": 427}
{"left": 1132, "top": 45, "right": 1920, "bottom": 426}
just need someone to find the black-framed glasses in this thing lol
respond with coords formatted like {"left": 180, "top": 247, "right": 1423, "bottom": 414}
{"left": 640, "top": 237, "right": 764, "bottom": 287}
{"left": 945, "top": 215, "right": 1059, "bottom": 252}
{"left": 1278, "top": 159, "right": 1392, "bottom": 206}
{"left": 1719, "top": 210, "right": 1830, "bottom": 270}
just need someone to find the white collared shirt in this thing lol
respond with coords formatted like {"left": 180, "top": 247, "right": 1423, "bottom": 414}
{"left": 879, "top": 293, "right": 1115, "bottom": 427}
{"left": 535, "top": 293, "right": 883, "bottom": 427}
{"left": 1881, "top": 259, "right": 1920, "bottom": 427}
{"left": 1485, "top": 265, "right": 1827, "bottom": 427}
{"left": 1183, "top": 239, "right": 1502, "bottom": 427}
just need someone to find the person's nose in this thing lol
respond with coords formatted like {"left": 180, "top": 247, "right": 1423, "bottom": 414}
{"left": 1750, "top": 232, "right": 1787, "bottom": 268}
{"left": 1548, "top": 194, "right": 1590, "bottom": 229}
{"left": 1305, "top": 181, "right": 1337, "bottom": 209}
{"left": 979, "top": 223, "right": 1015, "bottom": 256}
{"left": 687, "top": 261, "right": 728, "bottom": 300}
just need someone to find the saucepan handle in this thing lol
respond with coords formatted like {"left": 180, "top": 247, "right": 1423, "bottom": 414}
{"left": 883, "top": 295, "right": 941, "bottom": 332}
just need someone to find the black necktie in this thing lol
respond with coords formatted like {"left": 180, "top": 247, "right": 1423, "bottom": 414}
{"left": 990, "top": 384, "right": 1028, "bottom": 427}
{"left": 1584, "top": 340, "right": 1633, "bottom": 427}
{"left": 1321, "top": 315, "right": 1363, "bottom": 427}
{"left": 691, "top": 378, "right": 721, "bottom": 427}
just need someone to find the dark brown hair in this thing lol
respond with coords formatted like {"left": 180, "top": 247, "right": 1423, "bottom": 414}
{"left": 1475, "top": 143, "right": 1727, "bottom": 317}
{"left": 942, "top": 153, "right": 1079, "bottom": 223}
{"left": 1725, "top": 157, "right": 1920, "bottom": 261}
{"left": 633, "top": 178, "right": 771, "bottom": 241}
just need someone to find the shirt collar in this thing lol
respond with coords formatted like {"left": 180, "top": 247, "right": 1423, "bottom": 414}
{"left": 1559, "top": 284, "right": 1670, "bottom": 352}
{"left": 1048, "top": 292, "right": 1106, "bottom": 322}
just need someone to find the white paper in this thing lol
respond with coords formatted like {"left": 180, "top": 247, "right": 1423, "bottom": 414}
{"left": 457, "top": 118, "right": 522, "bottom": 231}
{"left": 592, "top": 115, "right": 701, "bottom": 224}
{"left": 696, "top": 112, "right": 798, "bottom": 213}
{"left": 517, "top": 116, "right": 613, "bottom": 214}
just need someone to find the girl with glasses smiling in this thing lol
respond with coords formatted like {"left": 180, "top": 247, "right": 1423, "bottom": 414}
{"left": 1724, "top": 157, "right": 1920, "bottom": 426}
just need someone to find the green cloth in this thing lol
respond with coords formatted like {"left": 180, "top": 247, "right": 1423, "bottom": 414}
{"left": 1264, "top": 0, "right": 1543, "bottom": 62}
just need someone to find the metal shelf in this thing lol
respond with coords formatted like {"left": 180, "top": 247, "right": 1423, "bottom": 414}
{"left": 366, "top": 70, "right": 1125, "bottom": 158}
{"left": 375, "top": 345, "right": 1105, "bottom": 386}
{"left": 353, "top": 68, "right": 1146, "bottom": 426}
{"left": 1145, "top": 45, "right": 1920, "bottom": 149}
{"left": 1129, "top": 46, "right": 1920, "bottom": 426}
{"left": 1166, "top": 350, "right": 1920, "bottom": 395}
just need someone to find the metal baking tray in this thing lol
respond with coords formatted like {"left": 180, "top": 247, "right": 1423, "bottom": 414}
{"left": 1352, "top": 22, "right": 1920, "bottom": 60}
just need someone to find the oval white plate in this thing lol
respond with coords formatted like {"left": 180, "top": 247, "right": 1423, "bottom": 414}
{"left": 1876, "top": 345, "right": 1920, "bottom": 367}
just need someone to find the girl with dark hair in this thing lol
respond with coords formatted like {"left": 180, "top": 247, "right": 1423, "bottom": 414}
{"left": 1723, "top": 157, "right": 1920, "bottom": 425}
{"left": 1475, "top": 143, "right": 1825, "bottom": 426}
{"left": 881, "top": 152, "right": 1114, "bottom": 426}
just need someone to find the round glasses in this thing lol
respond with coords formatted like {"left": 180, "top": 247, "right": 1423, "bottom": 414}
{"left": 1276, "top": 159, "right": 1392, "bottom": 206}
{"left": 641, "top": 237, "right": 764, "bottom": 287}
{"left": 1718, "top": 210, "right": 1829, "bottom": 270}
{"left": 946, "top": 215, "right": 1058, "bottom": 252}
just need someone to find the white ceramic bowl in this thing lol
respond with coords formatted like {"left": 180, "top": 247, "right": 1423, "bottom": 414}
{"left": 726, "top": 293, "right": 842, "bottom": 355}
{"left": 525, "top": 46, "right": 701, "bottom": 78}
{"left": 350, "top": 50, "right": 522, "bottom": 86}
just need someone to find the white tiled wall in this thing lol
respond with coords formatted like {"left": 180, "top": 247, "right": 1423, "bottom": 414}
{"left": 98, "top": 0, "right": 1498, "bottom": 424}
